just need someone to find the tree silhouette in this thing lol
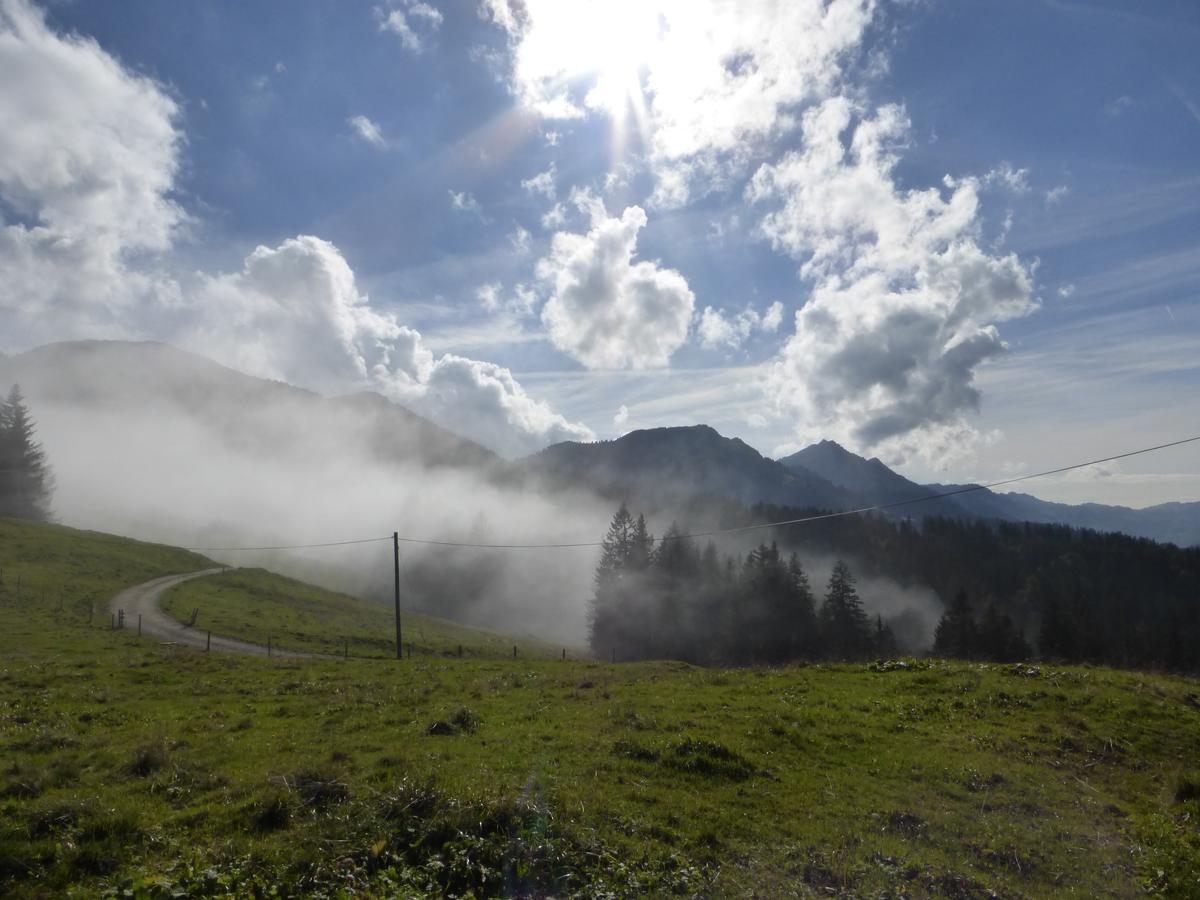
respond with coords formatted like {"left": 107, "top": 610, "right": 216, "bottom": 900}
{"left": 0, "top": 385, "right": 53, "bottom": 521}
{"left": 819, "top": 560, "right": 870, "bottom": 660}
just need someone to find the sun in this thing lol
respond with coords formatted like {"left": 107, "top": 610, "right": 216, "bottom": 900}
{"left": 514, "top": 0, "right": 666, "bottom": 119}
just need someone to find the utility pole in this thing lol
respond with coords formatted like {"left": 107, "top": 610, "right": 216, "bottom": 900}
{"left": 393, "top": 531, "right": 403, "bottom": 660}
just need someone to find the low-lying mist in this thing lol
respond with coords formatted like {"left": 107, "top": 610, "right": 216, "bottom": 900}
{"left": 9, "top": 344, "right": 610, "bottom": 646}
{"left": 7, "top": 342, "right": 945, "bottom": 654}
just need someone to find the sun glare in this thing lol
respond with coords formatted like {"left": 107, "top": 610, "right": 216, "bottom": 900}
{"left": 516, "top": 0, "right": 666, "bottom": 118}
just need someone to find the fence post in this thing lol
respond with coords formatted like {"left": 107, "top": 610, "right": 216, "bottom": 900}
{"left": 457, "top": 644, "right": 463, "bottom": 658}
{"left": 513, "top": 645, "right": 517, "bottom": 659}
{"left": 344, "top": 640, "right": 348, "bottom": 660}
{"left": 267, "top": 637, "right": 272, "bottom": 658}
{"left": 138, "top": 614, "right": 142, "bottom": 637}
{"left": 206, "top": 630, "right": 211, "bottom": 652}
{"left": 110, "top": 612, "right": 115, "bottom": 630}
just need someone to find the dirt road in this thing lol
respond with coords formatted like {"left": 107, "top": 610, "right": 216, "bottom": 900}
{"left": 110, "top": 569, "right": 309, "bottom": 657}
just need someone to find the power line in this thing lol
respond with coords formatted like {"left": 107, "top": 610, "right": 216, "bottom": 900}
{"left": 187, "top": 536, "right": 392, "bottom": 552}
{"left": 187, "top": 432, "right": 1200, "bottom": 553}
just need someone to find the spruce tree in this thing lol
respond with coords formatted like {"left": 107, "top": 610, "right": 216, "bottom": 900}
{"left": 819, "top": 560, "right": 870, "bottom": 660}
{"left": 933, "top": 588, "right": 976, "bottom": 659}
{"left": 0, "top": 385, "right": 53, "bottom": 521}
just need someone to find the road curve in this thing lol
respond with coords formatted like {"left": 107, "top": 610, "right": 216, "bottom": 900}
{"left": 110, "top": 569, "right": 310, "bottom": 658}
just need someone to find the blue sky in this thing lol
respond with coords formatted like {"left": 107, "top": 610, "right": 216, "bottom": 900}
{"left": 2, "top": 0, "right": 1198, "bottom": 505}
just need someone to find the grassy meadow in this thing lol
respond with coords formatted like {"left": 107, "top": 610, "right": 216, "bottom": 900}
{"left": 160, "top": 568, "right": 564, "bottom": 660}
{"left": 1, "top": 517, "right": 1200, "bottom": 897}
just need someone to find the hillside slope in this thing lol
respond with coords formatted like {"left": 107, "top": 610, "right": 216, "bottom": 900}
{"left": 0, "top": 340, "right": 498, "bottom": 471}
{"left": 1, "top": 518, "right": 1199, "bottom": 897}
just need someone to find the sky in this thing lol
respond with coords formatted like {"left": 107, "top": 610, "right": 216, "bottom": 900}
{"left": 1, "top": 0, "right": 1197, "bottom": 507}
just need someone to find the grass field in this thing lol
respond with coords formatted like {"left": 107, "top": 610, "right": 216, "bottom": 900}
{"left": 2, "top": 517, "right": 1200, "bottom": 897}
{"left": 159, "top": 567, "right": 564, "bottom": 660}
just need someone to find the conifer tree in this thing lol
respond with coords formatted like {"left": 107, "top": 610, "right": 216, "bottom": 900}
{"left": 0, "top": 385, "right": 53, "bottom": 521}
{"left": 873, "top": 614, "right": 899, "bottom": 658}
{"left": 933, "top": 588, "right": 976, "bottom": 659}
{"left": 819, "top": 560, "right": 870, "bottom": 660}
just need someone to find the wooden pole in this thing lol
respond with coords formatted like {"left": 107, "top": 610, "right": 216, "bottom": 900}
{"left": 393, "top": 532, "right": 403, "bottom": 660}
{"left": 206, "top": 630, "right": 211, "bottom": 651}
{"left": 138, "top": 614, "right": 142, "bottom": 636}
{"left": 267, "top": 637, "right": 272, "bottom": 658}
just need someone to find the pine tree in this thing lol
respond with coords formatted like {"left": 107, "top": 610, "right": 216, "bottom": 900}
{"left": 819, "top": 560, "right": 870, "bottom": 660}
{"left": 0, "top": 385, "right": 53, "bottom": 521}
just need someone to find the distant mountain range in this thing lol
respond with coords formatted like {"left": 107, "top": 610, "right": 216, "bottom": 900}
{"left": 2, "top": 340, "right": 1195, "bottom": 547}
{"left": 531, "top": 428, "right": 1200, "bottom": 547}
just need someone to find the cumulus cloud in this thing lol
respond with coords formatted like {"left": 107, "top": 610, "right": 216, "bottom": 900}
{"left": 376, "top": 1, "right": 443, "bottom": 52}
{"left": 0, "top": 1, "right": 587, "bottom": 457}
{"left": 537, "top": 203, "right": 694, "bottom": 369}
{"left": 748, "top": 97, "right": 1037, "bottom": 460}
{"left": 0, "top": 0, "right": 183, "bottom": 347}
{"left": 479, "top": 0, "right": 878, "bottom": 203}
{"left": 348, "top": 114, "right": 387, "bottom": 148}
{"left": 187, "top": 236, "right": 591, "bottom": 455}
{"left": 697, "top": 301, "right": 785, "bottom": 350}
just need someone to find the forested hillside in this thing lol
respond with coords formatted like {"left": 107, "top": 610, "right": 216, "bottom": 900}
{"left": 587, "top": 501, "right": 1200, "bottom": 673}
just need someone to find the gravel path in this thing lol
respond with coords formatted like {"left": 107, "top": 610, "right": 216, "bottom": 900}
{"left": 109, "top": 569, "right": 311, "bottom": 658}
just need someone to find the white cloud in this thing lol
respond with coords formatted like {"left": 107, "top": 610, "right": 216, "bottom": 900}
{"left": 541, "top": 202, "right": 567, "bottom": 229}
{"left": 521, "top": 163, "right": 557, "bottom": 198}
{"left": 449, "top": 189, "right": 482, "bottom": 214}
{"left": 412, "top": 355, "right": 593, "bottom": 456}
{"left": 509, "top": 224, "right": 532, "bottom": 254}
{"left": 761, "top": 300, "right": 784, "bottom": 332}
{"left": 697, "top": 301, "right": 784, "bottom": 350}
{"left": 0, "top": 0, "right": 184, "bottom": 348}
{"left": 1045, "top": 184, "right": 1070, "bottom": 207}
{"left": 188, "top": 236, "right": 432, "bottom": 392}
{"left": 479, "top": 0, "right": 878, "bottom": 204}
{"left": 477, "top": 281, "right": 502, "bottom": 311}
{"left": 538, "top": 204, "right": 694, "bottom": 369}
{"left": 377, "top": 1, "right": 443, "bottom": 52}
{"left": 613, "top": 404, "right": 629, "bottom": 429}
{"left": 985, "top": 162, "right": 1030, "bottom": 193}
{"left": 1058, "top": 283, "right": 1076, "bottom": 298}
{"left": 748, "top": 96, "right": 1037, "bottom": 460}
{"left": 0, "top": 1, "right": 586, "bottom": 457}
{"left": 189, "top": 236, "right": 591, "bottom": 456}
{"left": 348, "top": 114, "right": 387, "bottom": 148}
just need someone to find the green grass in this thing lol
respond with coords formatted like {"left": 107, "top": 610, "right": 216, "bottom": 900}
{"left": 160, "top": 567, "right": 564, "bottom": 659}
{"left": 2, "top": 516, "right": 1200, "bottom": 897}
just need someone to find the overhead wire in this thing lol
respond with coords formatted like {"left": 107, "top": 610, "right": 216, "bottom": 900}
{"left": 186, "top": 432, "right": 1200, "bottom": 553}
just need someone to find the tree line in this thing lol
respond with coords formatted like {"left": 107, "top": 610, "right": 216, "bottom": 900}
{"left": 590, "top": 501, "right": 1200, "bottom": 673}
{"left": 590, "top": 504, "right": 897, "bottom": 665}
{"left": 0, "top": 385, "right": 53, "bottom": 521}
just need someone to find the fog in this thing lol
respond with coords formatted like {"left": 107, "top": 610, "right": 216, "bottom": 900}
{"left": 6, "top": 344, "right": 612, "bottom": 646}
{"left": 4, "top": 343, "right": 946, "bottom": 654}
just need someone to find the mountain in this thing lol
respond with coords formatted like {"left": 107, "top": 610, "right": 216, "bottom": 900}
{"left": 931, "top": 486, "right": 1200, "bottom": 548}
{"left": 0, "top": 341, "right": 497, "bottom": 471}
{"left": 527, "top": 424, "right": 855, "bottom": 512}
{"left": 782, "top": 438, "right": 1199, "bottom": 547}
{"left": 778, "top": 439, "right": 968, "bottom": 515}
